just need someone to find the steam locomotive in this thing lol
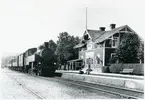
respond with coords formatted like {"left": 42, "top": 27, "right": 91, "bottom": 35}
{"left": 8, "top": 42, "right": 57, "bottom": 76}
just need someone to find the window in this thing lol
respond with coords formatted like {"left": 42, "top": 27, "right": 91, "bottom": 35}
{"left": 105, "top": 39, "right": 112, "bottom": 47}
{"left": 84, "top": 34, "right": 89, "bottom": 40}
{"left": 112, "top": 37, "right": 118, "bottom": 47}
{"left": 87, "top": 43, "right": 92, "bottom": 50}
{"left": 110, "top": 53, "right": 116, "bottom": 63}
{"left": 94, "top": 43, "right": 98, "bottom": 48}
{"left": 95, "top": 43, "right": 103, "bottom": 48}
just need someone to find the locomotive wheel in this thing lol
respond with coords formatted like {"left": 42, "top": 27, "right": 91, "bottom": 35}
{"left": 28, "top": 69, "right": 31, "bottom": 74}
{"left": 28, "top": 69, "right": 36, "bottom": 76}
{"left": 32, "top": 71, "right": 36, "bottom": 76}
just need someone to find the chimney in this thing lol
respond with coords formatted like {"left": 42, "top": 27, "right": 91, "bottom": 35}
{"left": 99, "top": 27, "right": 105, "bottom": 31}
{"left": 110, "top": 24, "right": 116, "bottom": 30}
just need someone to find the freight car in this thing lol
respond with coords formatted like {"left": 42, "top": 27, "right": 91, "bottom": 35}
{"left": 9, "top": 56, "right": 18, "bottom": 70}
{"left": 8, "top": 42, "right": 57, "bottom": 76}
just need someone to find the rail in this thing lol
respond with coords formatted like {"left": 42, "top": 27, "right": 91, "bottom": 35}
{"left": 34, "top": 75, "right": 144, "bottom": 99}
{"left": 6, "top": 74, "right": 45, "bottom": 99}
{"left": 5, "top": 69, "right": 144, "bottom": 99}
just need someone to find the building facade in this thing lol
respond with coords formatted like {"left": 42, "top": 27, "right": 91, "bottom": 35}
{"left": 74, "top": 24, "right": 139, "bottom": 72}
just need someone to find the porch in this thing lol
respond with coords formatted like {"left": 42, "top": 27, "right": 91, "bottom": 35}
{"left": 67, "top": 59, "right": 83, "bottom": 70}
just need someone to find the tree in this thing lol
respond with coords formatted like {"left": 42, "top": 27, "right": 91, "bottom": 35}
{"left": 48, "top": 40, "right": 57, "bottom": 53}
{"left": 138, "top": 41, "right": 144, "bottom": 63}
{"left": 112, "top": 33, "right": 142, "bottom": 63}
{"left": 38, "top": 45, "right": 44, "bottom": 50}
{"left": 48, "top": 40, "right": 57, "bottom": 63}
{"left": 56, "top": 32, "right": 80, "bottom": 66}
{"left": 38, "top": 40, "right": 57, "bottom": 51}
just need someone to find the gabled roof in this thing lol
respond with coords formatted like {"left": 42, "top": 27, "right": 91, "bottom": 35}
{"left": 74, "top": 25, "right": 136, "bottom": 49}
{"left": 86, "top": 29, "right": 105, "bottom": 42}
{"left": 86, "top": 25, "right": 134, "bottom": 43}
{"left": 94, "top": 25, "right": 127, "bottom": 43}
{"left": 74, "top": 43, "right": 85, "bottom": 49}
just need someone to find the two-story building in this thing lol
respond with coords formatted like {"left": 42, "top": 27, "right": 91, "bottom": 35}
{"left": 69, "top": 24, "right": 138, "bottom": 72}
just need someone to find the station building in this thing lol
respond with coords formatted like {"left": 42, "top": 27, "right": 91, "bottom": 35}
{"left": 68, "top": 24, "right": 141, "bottom": 72}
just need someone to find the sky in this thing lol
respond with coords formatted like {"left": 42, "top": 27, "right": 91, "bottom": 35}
{"left": 0, "top": 0, "right": 145, "bottom": 57}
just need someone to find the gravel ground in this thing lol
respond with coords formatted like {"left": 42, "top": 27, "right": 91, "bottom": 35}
{"left": 0, "top": 68, "right": 119, "bottom": 99}
{"left": 0, "top": 69, "right": 39, "bottom": 99}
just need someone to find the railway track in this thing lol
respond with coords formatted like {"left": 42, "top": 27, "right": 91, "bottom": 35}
{"left": 5, "top": 70, "right": 144, "bottom": 99}
{"left": 6, "top": 74, "right": 45, "bottom": 99}
{"left": 34, "top": 75, "right": 144, "bottom": 99}
{"left": 57, "top": 78, "right": 144, "bottom": 99}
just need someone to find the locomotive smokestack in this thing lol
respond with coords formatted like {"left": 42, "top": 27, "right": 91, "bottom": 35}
{"left": 44, "top": 42, "right": 49, "bottom": 48}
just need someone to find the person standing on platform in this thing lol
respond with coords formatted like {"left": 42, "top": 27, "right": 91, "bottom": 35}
{"left": 86, "top": 58, "right": 92, "bottom": 75}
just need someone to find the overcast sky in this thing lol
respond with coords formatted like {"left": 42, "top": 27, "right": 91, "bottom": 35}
{"left": 0, "top": 0, "right": 145, "bottom": 57}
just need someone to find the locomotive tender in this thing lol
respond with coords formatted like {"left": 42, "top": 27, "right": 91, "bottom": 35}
{"left": 8, "top": 42, "right": 57, "bottom": 76}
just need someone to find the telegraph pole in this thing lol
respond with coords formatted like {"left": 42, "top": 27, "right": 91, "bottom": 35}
{"left": 86, "top": 7, "right": 88, "bottom": 30}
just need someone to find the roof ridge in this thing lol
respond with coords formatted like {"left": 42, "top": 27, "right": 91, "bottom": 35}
{"left": 110, "top": 25, "right": 126, "bottom": 31}
{"left": 94, "top": 25, "right": 129, "bottom": 43}
{"left": 87, "top": 29, "right": 101, "bottom": 31}
{"left": 87, "top": 25, "right": 129, "bottom": 42}
{"left": 87, "top": 25, "right": 127, "bottom": 32}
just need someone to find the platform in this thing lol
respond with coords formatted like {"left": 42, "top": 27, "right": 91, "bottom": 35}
{"left": 56, "top": 70, "right": 144, "bottom": 92}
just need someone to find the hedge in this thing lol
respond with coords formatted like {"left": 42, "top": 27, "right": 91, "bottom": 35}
{"left": 108, "top": 64, "right": 144, "bottom": 75}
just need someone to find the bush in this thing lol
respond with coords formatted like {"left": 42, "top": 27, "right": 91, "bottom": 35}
{"left": 109, "top": 64, "right": 144, "bottom": 75}
{"left": 113, "top": 33, "right": 141, "bottom": 63}
{"left": 102, "top": 66, "right": 110, "bottom": 73}
{"left": 109, "top": 64, "right": 123, "bottom": 73}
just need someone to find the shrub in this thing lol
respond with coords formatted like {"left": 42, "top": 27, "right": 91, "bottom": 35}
{"left": 102, "top": 66, "right": 110, "bottom": 73}
{"left": 109, "top": 64, "right": 144, "bottom": 75}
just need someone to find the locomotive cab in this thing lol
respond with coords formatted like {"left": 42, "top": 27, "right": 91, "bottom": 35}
{"left": 24, "top": 48, "right": 37, "bottom": 73}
